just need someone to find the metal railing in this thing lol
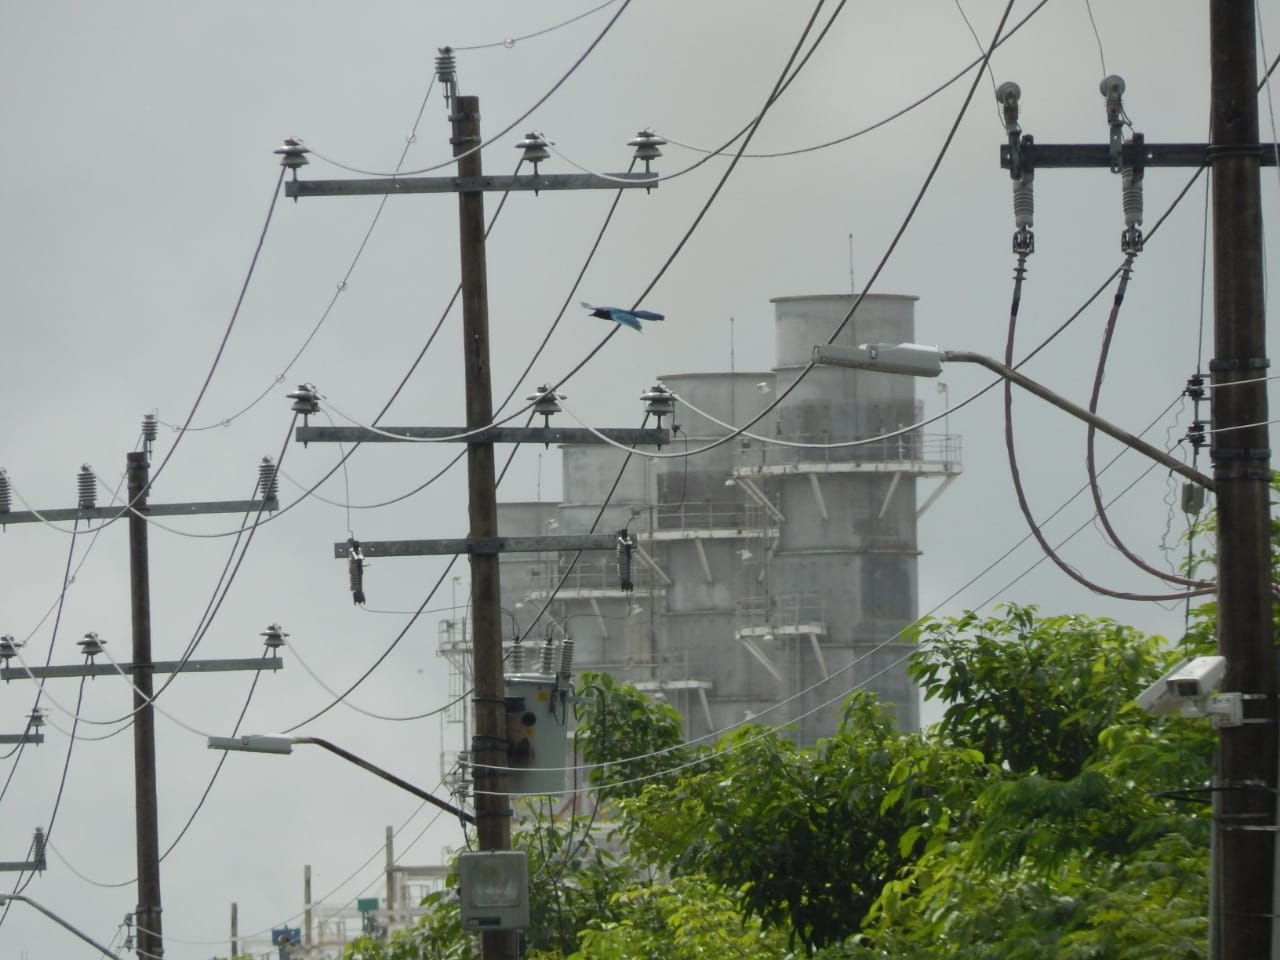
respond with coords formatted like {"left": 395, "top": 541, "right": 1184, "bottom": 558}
{"left": 648, "top": 499, "right": 775, "bottom": 532}
{"left": 733, "top": 430, "right": 961, "bottom": 470}
{"left": 735, "top": 593, "right": 826, "bottom": 628}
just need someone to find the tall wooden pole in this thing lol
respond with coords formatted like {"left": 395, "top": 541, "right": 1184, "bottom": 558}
{"left": 1209, "top": 4, "right": 1275, "bottom": 957}
{"left": 127, "top": 451, "right": 164, "bottom": 960}
{"left": 451, "top": 93, "right": 515, "bottom": 960}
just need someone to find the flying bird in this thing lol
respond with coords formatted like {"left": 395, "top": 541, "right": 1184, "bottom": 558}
{"left": 581, "top": 301, "right": 665, "bottom": 332}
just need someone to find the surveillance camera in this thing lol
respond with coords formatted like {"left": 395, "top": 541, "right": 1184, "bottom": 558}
{"left": 1137, "top": 655, "right": 1227, "bottom": 716}
{"left": 1165, "top": 656, "right": 1227, "bottom": 699}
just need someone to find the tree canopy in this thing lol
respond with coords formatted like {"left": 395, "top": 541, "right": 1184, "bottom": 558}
{"left": 346, "top": 598, "right": 1227, "bottom": 960}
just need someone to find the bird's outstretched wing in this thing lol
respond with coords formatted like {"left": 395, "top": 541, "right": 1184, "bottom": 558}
{"left": 580, "top": 301, "right": 663, "bottom": 332}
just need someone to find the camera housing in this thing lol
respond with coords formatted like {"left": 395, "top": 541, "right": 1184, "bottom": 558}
{"left": 1137, "top": 655, "right": 1238, "bottom": 725}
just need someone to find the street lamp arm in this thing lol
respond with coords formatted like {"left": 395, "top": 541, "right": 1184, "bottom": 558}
{"left": 941, "top": 350, "right": 1215, "bottom": 491}
{"left": 0, "top": 894, "right": 126, "bottom": 960}
{"left": 293, "top": 737, "right": 476, "bottom": 824}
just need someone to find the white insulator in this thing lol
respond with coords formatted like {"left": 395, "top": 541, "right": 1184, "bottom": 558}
{"left": 0, "top": 468, "right": 10, "bottom": 513}
{"left": 1121, "top": 168, "right": 1144, "bottom": 228}
{"left": 557, "top": 638, "right": 575, "bottom": 681}
{"left": 509, "top": 642, "right": 526, "bottom": 673}
{"left": 1012, "top": 172, "right": 1034, "bottom": 229}
{"left": 540, "top": 638, "right": 555, "bottom": 675}
{"left": 141, "top": 413, "right": 158, "bottom": 444}
{"left": 257, "top": 457, "right": 279, "bottom": 500}
{"left": 77, "top": 465, "right": 96, "bottom": 509}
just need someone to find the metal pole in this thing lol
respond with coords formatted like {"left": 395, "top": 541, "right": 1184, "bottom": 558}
{"left": 450, "top": 93, "right": 515, "bottom": 960}
{"left": 304, "top": 864, "right": 312, "bottom": 949}
{"left": 1209, "top": 4, "right": 1275, "bottom": 957}
{"left": 385, "top": 825, "right": 395, "bottom": 925}
{"left": 942, "top": 351, "right": 1214, "bottom": 490}
{"left": 127, "top": 450, "right": 163, "bottom": 960}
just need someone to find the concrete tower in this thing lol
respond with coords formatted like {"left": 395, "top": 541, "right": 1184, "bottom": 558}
{"left": 467, "top": 293, "right": 959, "bottom": 745}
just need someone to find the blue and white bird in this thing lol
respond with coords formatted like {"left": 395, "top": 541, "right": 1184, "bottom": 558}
{"left": 581, "top": 301, "right": 665, "bottom": 332}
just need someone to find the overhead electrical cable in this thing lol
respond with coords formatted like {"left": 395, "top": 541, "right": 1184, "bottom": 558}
{"left": 999, "top": 250, "right": 1208, "bottom": 602}
{"left": 530, "top": 0, "right": 1018, "bottom": 482}
{"left": 654, "top": 0, "right": 1049, "bottom": 164}
{"left": 453, "top": 0, "right": 623, "bottom": 51}
{"left": 1085, "top": 255, "right": 1213, "bottom": 588}
{"left": 167, "top": 79, "right": 440, "bottom": 433}
{"left": 46, "top": 649, "right": 276, "bottom": 890}
{"left": 279, "top": 411, "right": 536, "bottom": 732}
{"left": 302, "top": 0, "right": 634, "bottom": 179}
{"left": 469, "top": 388, "right": 1196, "bottom": 788}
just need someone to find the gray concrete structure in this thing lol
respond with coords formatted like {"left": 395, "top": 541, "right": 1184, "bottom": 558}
{"left": 448, "top": 293, "right": 960, "bottom": 746}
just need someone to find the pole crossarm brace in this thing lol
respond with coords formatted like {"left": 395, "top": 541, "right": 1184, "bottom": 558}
{"left": 286, "top": 172, "right": 658, "bottom": 199}
{"left": 0, "top": 498, "right": 277, "bottom": 525}
{"left": 2, "top": 656, "right": 283, "bottom": 682}
{"left": 942, "top": 351, "right": 1215, "bottom": 490}
{"left": 331, "top": 533, "right": 620, "bottom": 559}
{"left": 296, "top": 425, "right": 669, "bottom": 446}
{"left": 1000, "top": 141, "right": 1280, "bottom": 170}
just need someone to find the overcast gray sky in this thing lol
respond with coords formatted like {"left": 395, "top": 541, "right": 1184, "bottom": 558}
{"left": 2, "top": 1, "right": 1277, "bottom": 956}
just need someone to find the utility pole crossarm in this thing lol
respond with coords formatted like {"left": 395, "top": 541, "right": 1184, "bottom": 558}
{"left": 285, "top": 171, "right": 657, "bottom": 198}
{"left": 295, "top": 425, "right": 669, "bottom": 446}
{"left": 1000, "top": 141, "right": 1280, "bottom": 169}
{"left": 1, "top": 656, "right": 283, "bottom": 682}
{"left": 0, "top": 498, "right": 277, "bottom": 525}
{"left": 330, "top": 534, "right": 622, "bottom": 559}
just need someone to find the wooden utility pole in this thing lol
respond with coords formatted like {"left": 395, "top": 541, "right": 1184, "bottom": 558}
{"left": 127, "top": 451, "right": 164, "bottom": 960}
{"left": 450, "top": 90, "right": 516, "bottom": 960}
{"left": 996, "top": 13, "right": 1276, "bottom": 950}
{"left": 280, "top": 56, "right": 665, "bottom": 955}
{"left": 1208, "top": 4, "right": 1275, "bottom": 957}
{"left": 0, "top": 443, "right": 283, "bottom": 960}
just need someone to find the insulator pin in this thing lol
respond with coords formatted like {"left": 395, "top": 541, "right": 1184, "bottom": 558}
{"left": 257, "top": 456, "right": 279, "bottom": 501}
{"left": 1186, "top": 421, "right": 1207, "bottom": 450}
{"left": 627, "top": 129, "right": 666, "bottom": 174}
{"left": 348, "top": 538, "right": 366, "bottom": 605}
{"left": 273, "top": 138, "right": 310, "bottom": 173}
{"left": 77, "top": 465, "right": 96, "bottom": 509}
{"left": 641, "top": 385, "right": 675, "bottom": 428}
{"left": 1010, "top": 171, "right": 1034, "bottom": 256}
{"left": 1012, "top": 172, "right": 1034, "bottom": 229}
{"left": 616, "top": 529, "right": 635, "bottom": 592}
{"left": 557, "top": 638, "right": 574, "bottom": 683}
{"left": 435, "top": 47, "right": 458, "bottom": 100}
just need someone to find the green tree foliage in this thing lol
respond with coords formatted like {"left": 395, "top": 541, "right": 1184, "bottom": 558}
{"left": 908, "top": 606, "right": 1169, "bottom": 779}
{"left": 348, "top": 591, "right": 1235, "bottom": 959}
{"left": 862, "top": 604, "right": 1216, "bottom": 958}
{"left": 619, "top": 693, "right": 987, "bottom": 953}
{"left": 572, "top": 670, "right": 696, "bottom": 798}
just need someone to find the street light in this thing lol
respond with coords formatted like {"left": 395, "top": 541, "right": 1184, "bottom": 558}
{"left": 209, "top": 736, "right": 529, "bottom": 933}
{"left": 207, "top": 735, "right": 475, "bottom": 824}
{"left": 811, "top": 342, "right": 1213, "bottom": 490}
